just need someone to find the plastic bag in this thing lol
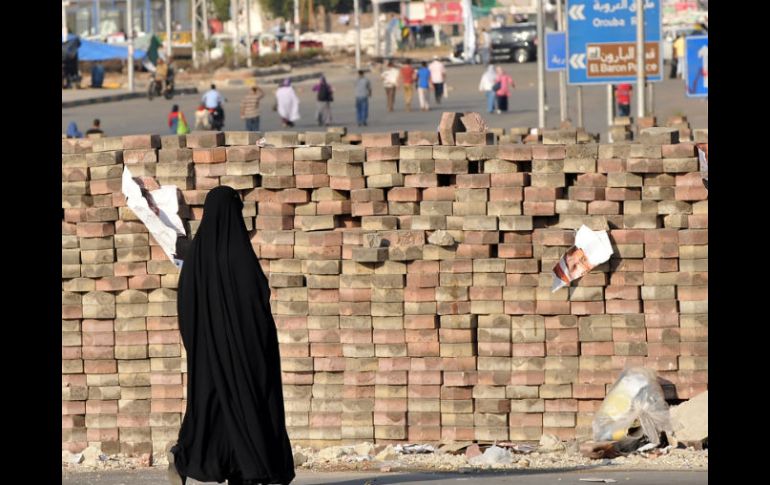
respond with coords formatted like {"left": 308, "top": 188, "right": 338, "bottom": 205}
{"left": 592, "top": 368, "right": 672, "bottom": 444}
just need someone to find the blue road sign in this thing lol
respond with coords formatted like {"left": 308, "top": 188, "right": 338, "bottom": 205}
{"left": 546, "top": 32, "right": 567, "bottom": 71}
{"left": 685, "top": 35, "right": 708, "bottom": 98}
{"left": 567, "top": 0, "right": 662, "bottom": 85}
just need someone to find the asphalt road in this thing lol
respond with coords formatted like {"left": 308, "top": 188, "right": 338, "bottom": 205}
{"left": 61, "top": 62, "right": 707, "bottom": 141}
{"left": 62, "top": 468, "right": 707, "bottom": 485}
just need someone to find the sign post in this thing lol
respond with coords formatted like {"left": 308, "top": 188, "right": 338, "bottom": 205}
{"left": 684, "top": 35, "right": 708, "bottom": 98}
{"left": 566, "top": 0, "right": 662, "bottom": 85}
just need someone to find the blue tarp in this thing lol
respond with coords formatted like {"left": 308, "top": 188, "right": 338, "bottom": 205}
{"left": 78, "top": 39, "right": 146, "bottom": 61}
{"left": 63, "top": 35, "right": 146, "bottom": 61}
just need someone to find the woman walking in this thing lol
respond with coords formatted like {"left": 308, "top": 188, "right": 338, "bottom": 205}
{"left": 275, "top": 78, "right": 301, "bottom": 128}
{"left": 167, "top": 186, "right": 295, "bottom": 485}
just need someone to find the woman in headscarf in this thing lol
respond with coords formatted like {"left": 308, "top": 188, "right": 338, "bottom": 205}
{"left": 275, "top": 78, "right": 301, "bottom": 128}
{"left": 312, "top": 75, "right": 334, "bottom": 126}
{"left": 478, "top": 65, "right": 497, "bottom": 114}
{"left": 494, "top": 66, "right": 515, "bottom": 114}
{"left": 168, "top": 186, "right": 295, "bottom": 485}
{"left": 66, "top": 122, "right": 83, "bottom": 138}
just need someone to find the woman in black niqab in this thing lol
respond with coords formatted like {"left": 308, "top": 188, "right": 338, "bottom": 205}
{"left": 169, "top": 186, "right": 295, "bottom": 485}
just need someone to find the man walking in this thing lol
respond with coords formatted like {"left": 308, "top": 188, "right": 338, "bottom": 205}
{"left": 400, "top": 61, "right": 416, "bottom": 112}
{"left": 478, "top": 28, "right": 491, "bottom": 65}
{"left": 416, "top": 61, "right": 431, "bottom": 111}
{"left": 615, "top": 83, "right": 632, "bottom": 117}
{"left": 240, "top": 85, "right": 265, "bottom": 131}
{"left": 428, "top": 56, "right": 446, "bottom": 104}
{"left": 381, "top": 61, "right": 400, "bottom": 112}
{"left": 355, "top": 70, "right": 372, "bottom": 126}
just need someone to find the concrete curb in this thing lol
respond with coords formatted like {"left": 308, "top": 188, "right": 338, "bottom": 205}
{"left": 215, "top": 71, "right": 324, "bottom": 89}
{"left": 62, "top": 87, "right": 199, "bottom": 108}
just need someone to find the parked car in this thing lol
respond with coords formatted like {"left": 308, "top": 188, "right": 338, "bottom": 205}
{"left": 454, "top": 23, "right": 538, "bottom": 64}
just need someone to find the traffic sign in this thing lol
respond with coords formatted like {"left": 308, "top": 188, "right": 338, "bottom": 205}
{"left": 685, "top": 35, "right": 708, "bottom": 98}
{"left": 566, "top": 0, "right": 662, "bottom": 84}
{"left": 546, "top": 31, "right": 566, "bottom": 71}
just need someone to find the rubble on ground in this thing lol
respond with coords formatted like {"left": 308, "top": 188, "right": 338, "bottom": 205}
{"left": 62, "top": 436, "right": 708, "bottom": 473}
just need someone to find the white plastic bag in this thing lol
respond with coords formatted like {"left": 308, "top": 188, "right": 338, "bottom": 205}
{"left": 593, "top": 368, "right": 672, "bottom": 444}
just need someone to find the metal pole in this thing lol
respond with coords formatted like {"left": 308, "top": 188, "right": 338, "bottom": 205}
{"left": 647, "top": 82, "right": 654, "bottom": 116}
{"left": 536, "top": 0, "right": 545, "bottom": 129}
{"left": 635, "top": 0, "right": 645, "bottom": 118}
{"left": 607, "top": 84, "right": 614, "bottom": 126}
{"left": 556, "top": 0, "right": 567, "bottom": 123}
{"left": 233, "top": 0, "right": 240, "bottom": 68}
{"left": 192, "top": 0, "right": 198, "bottom": 68}
{"left": 94, "top": 0, "right": 100, "bottom": 36}
{"left": 294, "top": 0, "right": 300, "bottom": 51}
{"left": 165, "top": 0, "right": 172, "bottom": 59}
{"left": 576, "top": 87, "right": 583, "bottom": 128}
{"left": 127, "top": 0, "right": 135, "bottom": 91}
{"left": 62, "top": 1, "right": 68, "bottom": 40}
{"left": 202, "top": 0, "right": 210, "bottom": 62}
{"left": 145, "top": 0, "right": 152, "bottom": 33}
{"left": 246, "top": 0, "right": 252, "bottom": 67}
{"left": 353, "top": 0, "right": 361, "bottom": 69}
{"left": 374, "top": 0, "right": 381, "bottom": 57}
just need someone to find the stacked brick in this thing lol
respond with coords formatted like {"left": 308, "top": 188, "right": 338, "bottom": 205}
{"left": 62, "top": 125, "right": 708, "bottom": 454}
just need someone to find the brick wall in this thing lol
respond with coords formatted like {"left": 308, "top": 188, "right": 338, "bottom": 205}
{"left": 61, "top": 126, "right": 708, "bottom": 455}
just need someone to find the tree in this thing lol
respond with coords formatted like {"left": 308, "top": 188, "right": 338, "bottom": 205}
{"left": 213, "top": 0, "right": 232, "bottom": 21}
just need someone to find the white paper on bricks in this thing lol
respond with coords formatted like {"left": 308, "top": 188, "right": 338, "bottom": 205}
{"left": 121, "top": 166, "right": 186, "bottom": 268}
{"left": 551, "top": 224, "right": 614, "bottom": 292}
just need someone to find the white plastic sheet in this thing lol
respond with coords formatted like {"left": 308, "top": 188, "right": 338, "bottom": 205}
{"left": 121, "top": 167, "right": 186, "bottom": 268}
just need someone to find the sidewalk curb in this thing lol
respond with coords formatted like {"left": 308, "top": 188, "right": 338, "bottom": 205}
{"left": 62, "top": 87, "right": 199, "bottom": 108}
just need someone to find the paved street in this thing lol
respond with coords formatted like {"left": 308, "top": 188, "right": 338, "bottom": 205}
{"left": 62, "top": 62, "right": 706, "bottom": 141}
{"left": 62, "top": 468, "right": 707, "bottom": 485}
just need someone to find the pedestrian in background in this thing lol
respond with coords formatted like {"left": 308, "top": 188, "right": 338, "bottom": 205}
{"left": 381, "top": 61, "right": 400, "bottom": 112}
{"left": 416, "top": 61, "right": 431, "bottom": 111}
{"left": 478, "top": 65, "right": 497, "bottom": 114}
{"left": 86, "top": 118, "right": 104, "bottom": 136}
{"left": 90, "top": 61, "right": 105, "bottom": 88}
{"left": 66, "top": 122, "right": 83, "bottom": 138}
{"left": 673, "top": 34, "right": 685, "bottom": 79}
{"left": 400, "top": 61, "right": 416, "bottom": 112}
{"left": 478, "top": 28, "right": 492, "bottom": 65}
{"left": 615, "top": 83, "right": 632, "bottom": 117}
{"left": 240, "top": 85, "right": 265, "bottom": 131}
{"left": 354, "top": 70, "right": 372, "bottom": 126}
{"left": 312, "top": 75, "right": 334, "bottom": 126}
{"left": 194, "top": 104, "right": 212, "bottom": 130}
{"left": 275, "top": 78, "right": 301, "bottom": 128}
{"left": 494, "top": 66, "right": 515, "bottom": 113}
{"left": 428, "top": 56, "right": 446, "bottom": 104}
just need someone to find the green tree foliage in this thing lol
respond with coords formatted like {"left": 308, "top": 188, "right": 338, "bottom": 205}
{"left": 212, "top": 0, "right": 232, "bottom": 21}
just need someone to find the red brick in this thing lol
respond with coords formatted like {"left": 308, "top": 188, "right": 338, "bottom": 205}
{"left": 404, "top": 174, "right": 438, "bottom": 187}
{"left": 662, "top": 143, "right": 696, "bottom": 158}
{"left": 588, "top": 201, "right": 620, "bottom": 214}
{"left": 498, "top": 144, "right": 532, "bottom": 161}
{"left": 606, "top": 300, "right": 642, "bottom": 314}
{"left": 532, "top": 145, "right": 566, "bottom": 159}
{"left": 508, "top": 342, "right": 543, "bottom": 357}
{"left": 489, "top": 187, "right": 523, "bottom": 201}
{"left": 568, "top": 187, "right": 605, "bottom": 201}
{"left": 388, "top": 187, "right": 422, "bottom": 201}
{"left": 296, "top": 174, "right": 330, "bottom": 188}
{"left": 597, "top": 158, "right": 625, "bottom": 173}
{"left": 114, "top": 262, "right": 146, "bottom": 276}
{"left": 581, "top": 342, "right": 614, "bottom": 355}
{"left": 362, "top": 132, "right": 400, "bottom": 147}
{"left": 192, "top": 147, "right": 226, "bottom": 164}
{"left": 96, "top": 277, "right": 128, "bottom": 291}
{"left": 365, "top": 146, "right": 400, "bottom": 160}
{"left": 605, "top": 188, "right": 640, "bottom": 200}
{"left": 605, "top": 285, "right": 640, "bottom": 300}
{"left": 84, "top": 359, "right": 117, "bottom": 374}
{"left": 457, "top": 174, "right": 491, "bottom": 188}
{"left": 128, "top": 275, "right": 160, "bottom": 290}
{"left": 644, "top": 300, "right": 678, "bottom": 314}
{"left": 490, "top": 173, "right": 530, "bottom": 187}
{"left": 570, "top": 301, "right": 605, "bottom": 315}
{"left": 645, "top": 313, "right": 679, "bottom": 328}
{"left": 77, "top": 222, "right": 115, "bottom": 237}
{"left": 260, "top": 147, "right": 294, "bottom": 162}
{"left": 523, "top": 201, "right": 555, "bottom": 215}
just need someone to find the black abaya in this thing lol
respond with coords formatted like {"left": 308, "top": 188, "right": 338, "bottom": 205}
{"left": 172, "top": 186, "right": 295, "bottom": 484}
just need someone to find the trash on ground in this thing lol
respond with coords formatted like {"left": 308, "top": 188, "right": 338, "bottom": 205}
{"left": 394, "top": 444, "right": 435, "bottom": 454}
{"left": 593, "top": 367, "right": 672, "bottom": 445}
{"left": 468, "top": 445, "right": 514, "bottom": 467}
{"left": 578, "top": 479, "right": 618, "bottom": 483}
